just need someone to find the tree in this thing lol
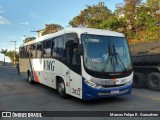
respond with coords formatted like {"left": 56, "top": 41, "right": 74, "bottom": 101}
{"left": 144, "top": 0, "right": 160, "bottom": 41}
{"left": 0, "top": 49, "right": 18, "bottom": 63}
{"left": 69, "top": 2, "right": 113, "bottom": 28}
{"left": 0, "top": 49, "right": 7, "bottom": 64}
{"left": 41, "top": 24, "right": 63, "bottom": 36}
{"left": 121, "top": 0, "right": 142, "bottom": 38}
{"left": 68, "top": 1, "right": 159, "bottom": 44}
{"left": 6, "top": 51, "right": 18, "bottom": 63}
{"left": 99, "top": 16, "right": 126, "bottom": 32}
{"left": 24, "top": 37, "right": 36, "bottom": 43}
{"left": 114, "top": 0, "right": 160, "bottom": 43}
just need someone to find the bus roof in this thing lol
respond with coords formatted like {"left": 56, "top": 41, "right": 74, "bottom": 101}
{"left": 23, "top": 28, "right": 125, "bottom": 46}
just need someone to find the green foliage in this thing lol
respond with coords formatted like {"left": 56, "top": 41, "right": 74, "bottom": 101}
{"left": 41, "top": 24, "right": 63, "bottom": 36}
{"left": 0, "top": 49, "right": 7, "bottom": 55}
{"left": 0, "top": 49, "right": 18, "bottom": 63}
{"left": 69, "top": 2, "right": 113, "bottom": 28}
{"left": 69, "top": 0, "right": 160, "bottom": 44}
{"left": 100, "top": 17, "right": 126, "bottom": 32}
{"left": 24, "top": 37, "right": 36, "bottom": 43}
{"left": 0, "top": 49, "right": 8, "bottom": 62}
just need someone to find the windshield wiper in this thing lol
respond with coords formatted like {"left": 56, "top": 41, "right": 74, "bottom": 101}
{"left": 101, "top": 44, "right": 115, "bottom": 73}
{"left": 101, "top": 44, "right": 127, "bottom": 73}
{"left": 112, "top": 44, "right": 127, "bottom": 72}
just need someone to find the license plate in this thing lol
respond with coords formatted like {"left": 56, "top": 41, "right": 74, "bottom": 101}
{"left": 111, "top": 90, "right": 119, "bottom": 94}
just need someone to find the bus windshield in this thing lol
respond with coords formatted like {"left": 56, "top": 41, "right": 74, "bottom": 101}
{"left": 81, "top": 34, "right": 132, "bottom": 73}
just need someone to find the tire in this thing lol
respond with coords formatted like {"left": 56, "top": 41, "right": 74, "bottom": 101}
{"left": 28, "top": 72, "right": 35, "bottom": 84}
{"left": 57, "top": 78, "right": 68, "bottom": 98}
{"left": 133, "top": 72, "right": 146, "bottom": 88}
{"left": 147, "top": 72, "right": 160, "bottom": 91}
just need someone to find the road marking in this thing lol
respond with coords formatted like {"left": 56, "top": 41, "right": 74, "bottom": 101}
{"left": 133, "top": 93, "right": 160, "bottom": 102}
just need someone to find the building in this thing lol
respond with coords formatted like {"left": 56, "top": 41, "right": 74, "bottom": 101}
{"left": 35, "top": 24, "right": 63, "bottom": 37}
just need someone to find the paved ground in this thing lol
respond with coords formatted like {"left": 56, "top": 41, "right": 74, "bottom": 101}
{"left": 0, "top": 66, "right": 159, "bottom": 120}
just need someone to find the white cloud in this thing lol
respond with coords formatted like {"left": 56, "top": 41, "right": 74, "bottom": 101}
{"left": 0, "top": 16, "right": 9, "bottom": 25}
{"left": 20, "top": 22, "right": 29, "bottom": 25}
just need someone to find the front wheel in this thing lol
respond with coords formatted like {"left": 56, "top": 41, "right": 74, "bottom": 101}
{"left": 57, "top": 78, "right": 68, "bottom": 98}
{"left": 133, "top": 72, "right": 146, "bottom": 88}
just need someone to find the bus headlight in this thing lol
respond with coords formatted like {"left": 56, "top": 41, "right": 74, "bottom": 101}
{"left": 126, "top": 79, "right": 133, "bottom": 85}
{"left": 84, "top": 80, "right": 103, "bottom": 89}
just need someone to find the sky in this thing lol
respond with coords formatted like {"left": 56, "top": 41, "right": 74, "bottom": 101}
{"left": 0, "top": 0, "right": 146, "bottom": 61}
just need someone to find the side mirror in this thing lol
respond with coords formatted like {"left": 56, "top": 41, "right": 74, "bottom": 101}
{"left": 74, "top": 38, "right": 79, "bottom": 43}
{"left": 78, "top": 44, "right": 83, "bottom": 55}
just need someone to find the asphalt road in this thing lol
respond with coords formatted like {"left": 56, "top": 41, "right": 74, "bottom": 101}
{"left": 0, "top": 66, "right": 159, "bottom": 120}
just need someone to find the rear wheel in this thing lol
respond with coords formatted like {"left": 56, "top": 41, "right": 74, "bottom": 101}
{"left": 147, "top": 72, "right": 160, "bottom": 91}
{"left": 133, "top": 72, "right": 146, "bottom": 88}
{"left": 57, "top": 78, "right": 68, "bottom": 98}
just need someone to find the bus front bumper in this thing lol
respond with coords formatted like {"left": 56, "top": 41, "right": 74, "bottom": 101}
{"left": 82, "top": 80, "right": 133, "bottom": 100}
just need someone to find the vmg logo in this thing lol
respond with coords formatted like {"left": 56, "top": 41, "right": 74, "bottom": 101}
{"left": 44, "top": 60, "right": 55, "bottom": 71}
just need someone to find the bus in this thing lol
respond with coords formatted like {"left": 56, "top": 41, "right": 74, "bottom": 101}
{"left": 19, "top": 28, "right": 133, "bottom": 100}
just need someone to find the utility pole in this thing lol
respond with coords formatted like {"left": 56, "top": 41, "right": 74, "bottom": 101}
{"left": 10, "top": 41, "right": 17, "bottom": 66}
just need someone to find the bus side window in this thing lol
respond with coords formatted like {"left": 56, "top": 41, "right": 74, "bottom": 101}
{"left": 43, "top": 40, "right": 51, "bottom": 57}
{"left": 72, "top": 48, "right": 80, "bottom": 65}
{"left": 72, "top": 45, "right": 80, "bottom": 66}
{"left": 52, "top": 39, "right": 56, "bottom": 57}
{"left": 21, "top": 47, "right": 25, "bottom": 58}
{"left": 56, "top": 36, "right": 64, "bottom": 58}
{"left": 66, "top": 43, "right": 80, "bottom": 66}
{"left": 36, "top": 42, "right": 43, "bottom": 58}
{"left": 19, "top": 47, "right": 23, "bottom": 58}
{"left": 26, "top": 46, "right": 30, "bottom": 58}
{"left": 66, "top": 47, "right": 71, "bottom": 64}
{"left": 30, "top": 44, "right": 36, "bottom": 58}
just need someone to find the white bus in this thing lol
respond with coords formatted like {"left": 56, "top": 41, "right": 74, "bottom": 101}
{"left": 19, "top": 28, "right": 133, "bottom": 100}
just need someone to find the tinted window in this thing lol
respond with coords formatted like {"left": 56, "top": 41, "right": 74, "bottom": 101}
{"left": 20, "top": 47, "right": 26, "bottom": 58}
{"left": 43, "top": 40, "right": 51, "bottom": 57}
{"left": 65, "top": 33, "right": 78, "bottom": 43}
{"left": 56, "top": 36, "right": 64, "bottom": 58}
{"left": 36, "top": 42, "right": 43, "bottom": 58}
{"left": 26, "top": 46, "right": 30, "bottom": 58}
{"left": 52, "top": 39, "right": 56, "bottom": 57}
{"left": 30, "top": 44, "right": 36, "bottom": 58}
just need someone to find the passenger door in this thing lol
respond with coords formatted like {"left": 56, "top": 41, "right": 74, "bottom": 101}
{"left": 66, "top": 43, "right": 82, "bottom": 99}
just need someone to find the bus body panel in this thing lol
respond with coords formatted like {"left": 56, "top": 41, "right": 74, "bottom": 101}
{"left": 31, "top": 58, "right": 83, "bottom": 98}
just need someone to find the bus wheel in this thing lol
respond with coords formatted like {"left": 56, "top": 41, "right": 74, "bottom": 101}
{"left": 133, "top": 72, "right": 146, "bottom": 88}
{"left": 28, "top": 72, "right": 35, "bottom": 84}
{"left": 57, "top": 78, "right": 67, "bottom": 98}
{"left": 147, "top": 72, "right": 160, "bottom": 91}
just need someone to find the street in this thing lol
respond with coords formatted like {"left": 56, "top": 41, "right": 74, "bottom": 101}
{"left": 0, "top": 66, "right": 159, "bottom": 120}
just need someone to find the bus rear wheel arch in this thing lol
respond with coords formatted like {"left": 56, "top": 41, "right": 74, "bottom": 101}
{"left": 56, "top": 77, "right": 68, "bottom": 98}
